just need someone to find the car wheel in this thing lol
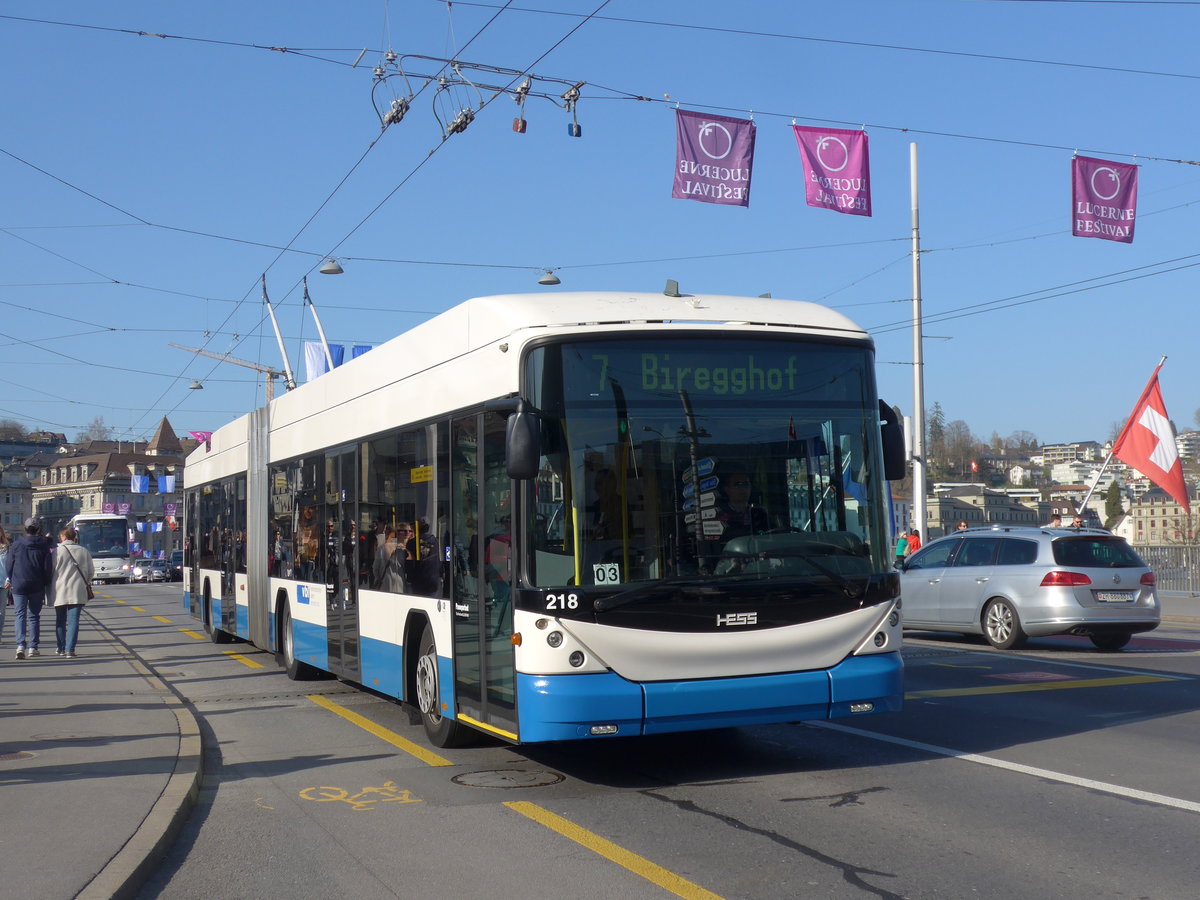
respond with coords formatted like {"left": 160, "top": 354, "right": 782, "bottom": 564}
{"left": 983, "top": 598, "right": 1027, "bottom": 650}
{"left": 1090, "top": 632, "right": 1132, "bottom": 651}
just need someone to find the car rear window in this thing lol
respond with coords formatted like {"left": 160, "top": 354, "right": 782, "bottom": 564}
{"left": 1052, "top": 537, "right": 1145, "bottom": 568}
{"left": 996, "top": 538, "right": 1038, "bottom": 566}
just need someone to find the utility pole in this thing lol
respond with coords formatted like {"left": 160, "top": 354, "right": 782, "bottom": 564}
{"left": 910, "top": 143, "right": 928, "bottom": 539}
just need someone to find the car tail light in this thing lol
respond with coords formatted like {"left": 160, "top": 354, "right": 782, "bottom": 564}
{"left": 1141, "top": 572, "right": 1156, "bottom": 586}
{"left": 1040, "top": 570, "right": 1092, "bottom": 587}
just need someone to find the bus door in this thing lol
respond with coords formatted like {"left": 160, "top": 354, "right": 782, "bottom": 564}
{"left": 324, "top": 444, "right": 361, "bottom": 681}
{"left": 185, "top": 492, "right": 201, "bottom": 619}
{"left": 451, "top": 412, "right": 518, "bottom": 739}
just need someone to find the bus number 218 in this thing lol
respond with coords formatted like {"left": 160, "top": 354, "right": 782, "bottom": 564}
{"left": 544, "top": 592, "right": 580, "bottom": 611}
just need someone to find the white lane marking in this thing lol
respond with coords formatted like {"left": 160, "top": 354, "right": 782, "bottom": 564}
{"left": 813, "top": 721, "right": 1200, "bottom": 814}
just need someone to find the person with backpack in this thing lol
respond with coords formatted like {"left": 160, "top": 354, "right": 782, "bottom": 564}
{"left": 10, "top": 516, "right": 55, "bottom": 660}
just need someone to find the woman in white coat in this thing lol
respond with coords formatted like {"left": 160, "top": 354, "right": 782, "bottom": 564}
{"left": 52, "top": 526, "right": 94, "bottom": 657}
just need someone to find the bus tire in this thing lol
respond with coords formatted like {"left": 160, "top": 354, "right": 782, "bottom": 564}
{"left": 415, "top": 625, "right": 474, "bottom": 748}
{"left": 203, "top": 583, "right": 232, "bottom": 643}
{"left": 279, "top": 604, "right": 320, "bottom": 680}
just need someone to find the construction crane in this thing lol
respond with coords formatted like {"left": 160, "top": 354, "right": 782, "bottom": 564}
{"left": 168, "top": 343, "right": 288, "bottom": 403}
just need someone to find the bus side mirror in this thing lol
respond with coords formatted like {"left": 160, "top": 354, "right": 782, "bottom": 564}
{"left": 879, "top": 399, "right": 906, "bottom": 482}
{"left": 506, "top": 402, "right": 541, "bottom": 479}
{"left": 485, "top": 397, "right": 542, "bottom": 480}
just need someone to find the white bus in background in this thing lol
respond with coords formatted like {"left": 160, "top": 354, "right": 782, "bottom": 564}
{"left": 71, "top": 512, "right": 132, "bottom": 583}
{"left": 183, "top": 291, "right": 907, "bottom": 748}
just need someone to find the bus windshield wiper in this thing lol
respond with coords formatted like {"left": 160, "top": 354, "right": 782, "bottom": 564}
{"left": 593, "top": 576, "right": 712, "bottom": 612}
{"left": 718, "top": 547, "right": 871, "bottom": 599}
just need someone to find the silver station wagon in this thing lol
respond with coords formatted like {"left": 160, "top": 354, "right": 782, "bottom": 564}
{"left": 898, "top": 526, "right": 1159, "bottom": 650}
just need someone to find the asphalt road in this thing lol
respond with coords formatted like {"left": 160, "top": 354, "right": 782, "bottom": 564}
{"left": 87, "top": 583, "right": 1200, "bottom": 900}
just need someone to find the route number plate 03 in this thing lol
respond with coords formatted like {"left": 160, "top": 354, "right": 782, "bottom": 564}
{"left": 593, "top": 563, "right": 620, "bottom": 585}
{"left": 1095, "top": 591, "right": 1134, "bottom": 603}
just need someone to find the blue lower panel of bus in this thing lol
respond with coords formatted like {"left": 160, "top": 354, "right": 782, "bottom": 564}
{"left": 236, "top": 604, "right": 249, "bottom": 639}
{"left": 292, "top": 618, "right": 329, "bottom": 670}
{"left": 361, "top": 636, "right": 405, "bottom": 698}
{"left": 516, "top": 652, "right": 903, "bottom": 742}
{"left": 181, "top": 590, "right": 190, "bottom": 613}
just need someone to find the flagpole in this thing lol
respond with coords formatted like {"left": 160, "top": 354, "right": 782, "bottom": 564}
{"left": 910, "top": 143, "right": 928, "bottom": 540}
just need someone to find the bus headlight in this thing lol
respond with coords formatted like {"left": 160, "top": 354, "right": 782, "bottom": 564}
{"left": 568, "top": 651, "right": 585, "bottom": 667}
{"left": 546, "top": 631, "right": 563, "bottom": 648}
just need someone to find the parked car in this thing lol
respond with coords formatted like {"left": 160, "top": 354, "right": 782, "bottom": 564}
{"left": 132, "top": 559, "right": 169, "bottom": 583}
{"left": 898, "top": 525, "right": 1159, "bottom": 650}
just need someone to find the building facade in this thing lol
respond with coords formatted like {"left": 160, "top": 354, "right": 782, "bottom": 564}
{"left": 31, "top": 418, "right": 186, "bottom": 557}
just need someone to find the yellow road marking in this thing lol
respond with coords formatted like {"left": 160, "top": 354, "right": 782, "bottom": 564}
{"left": 180, "top": 628, "right": 205, "bottom": 640}
{"left": 906, "top": 674, "right": 1171, "bottom": 699}
{"left": 222, "top": 650, "right": 265, "bottom": 669}
{"left": 130, "top": 605, "right": 146, "bottom": 612}
{"left": 308, "top": 697, "right": 717, "bottom": 895}
{"left": 456, "top": 713, "right": 518, "bottom": 741}
{"left": 114, "top": 599, "right": 127, "bottom": 604}
{"left": 306, "top": 694, "right": 453, "bottom": 768}
{"left": 505, "top": 801, "right": 725, "bottom": 900}
{"left": 153, "top": 615, "right": 172, "bottom": 624}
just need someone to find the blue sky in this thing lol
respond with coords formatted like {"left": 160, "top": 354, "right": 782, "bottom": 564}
{"left": 3, "top": 0, "right": 1199, "bottom": 447}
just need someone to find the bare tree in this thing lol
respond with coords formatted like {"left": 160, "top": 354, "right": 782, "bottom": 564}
{"left": 75, "top": 416, "right": 112, "bottom": 443}
{"left": 1007, "top": 430, "right": 1038, "bottom": 451}
{"left": 0, "top": 418, "right": 27, "bottom": 440}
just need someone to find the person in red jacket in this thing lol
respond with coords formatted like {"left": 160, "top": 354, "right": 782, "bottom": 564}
{"left": 906, "top": 529, "right": 922, "bottom": 556}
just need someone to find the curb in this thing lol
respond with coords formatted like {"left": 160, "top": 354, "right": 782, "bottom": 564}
{"left": 76, "top": 617, "right": 205, "bottom": 900}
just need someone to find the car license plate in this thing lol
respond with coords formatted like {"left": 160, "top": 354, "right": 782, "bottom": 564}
{"left": 1095, "top": 591, "right": 1134, "bottom": 603}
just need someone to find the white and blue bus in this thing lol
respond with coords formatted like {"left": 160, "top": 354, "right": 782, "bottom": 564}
{"left": 71, "top": 512, "right": 132, "bottom": 583}
{"left": 183, "top": 291, "right": 907, "bottom": 747}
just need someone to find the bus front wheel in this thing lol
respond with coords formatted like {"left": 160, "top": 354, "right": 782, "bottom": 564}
{"left": 415, "top": 625, "right": 473, "bottom": 748}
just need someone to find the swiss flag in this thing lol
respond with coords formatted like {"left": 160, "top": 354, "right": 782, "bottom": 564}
{"left": 1112, "top": 364, "right": 1190, "bottom": 513}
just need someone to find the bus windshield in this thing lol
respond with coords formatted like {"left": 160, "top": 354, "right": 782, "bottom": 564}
{"left": 75, "top": 519, "right": 129, "bottom": 559}
{"left": 525, "top": 337, "right": 892, "bottom": 594}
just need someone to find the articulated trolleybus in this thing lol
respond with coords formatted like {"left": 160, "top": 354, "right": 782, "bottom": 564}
{"left": 183, "top": 291, "right": 906, "bottom": 747}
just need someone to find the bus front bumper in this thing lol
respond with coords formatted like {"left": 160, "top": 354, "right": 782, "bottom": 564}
{"left": 514, "top": 652, "right": 903, "bottom": 742}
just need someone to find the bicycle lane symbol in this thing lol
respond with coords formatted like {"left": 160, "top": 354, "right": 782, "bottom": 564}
{"left": 299, "top": 780, "right": 423, "bottom": 812}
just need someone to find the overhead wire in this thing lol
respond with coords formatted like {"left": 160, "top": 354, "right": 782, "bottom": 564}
{"left": 5, "top": 3, "right": 1200, "bottom": 433}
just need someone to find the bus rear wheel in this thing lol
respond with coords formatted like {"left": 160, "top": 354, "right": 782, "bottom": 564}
{"left": 279, "top": 604, "right": 320, "bottom": 680}
{"left": 415, "top": 625, "right": 473, "bottom": 748}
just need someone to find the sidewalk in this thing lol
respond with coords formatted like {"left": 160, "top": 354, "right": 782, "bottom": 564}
{"left": 0, "top": 610, "right": 202, "bottom": 900}
{"left": 1160, "top": 590, "right": 1200, "bottom": 623}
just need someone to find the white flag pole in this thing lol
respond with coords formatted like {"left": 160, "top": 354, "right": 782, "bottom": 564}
{"left": 910, "top": 143, "right": 928, "bottom": 540}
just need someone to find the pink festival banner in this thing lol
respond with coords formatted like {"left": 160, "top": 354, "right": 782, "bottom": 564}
{"left": 793, "top": 125, "right": 872, "bottom": 217}
{"left": 1072, "top": 155, "right": 1137, "bottom": 243}
{"left": 672, "top": 110, "right": 755, "bottom": 207}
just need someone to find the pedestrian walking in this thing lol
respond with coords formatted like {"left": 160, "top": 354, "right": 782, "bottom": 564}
{"left": 894, "top": 530, "right": 909, "bottom": 567}
{"left": 52, "top": 526, "right": 93, "bottom": 658}
{"left": 9, "top": 516, "right": 55, "bottom": 659}
{"left": 0, "top": 525, "right": 11, "bottom": 646}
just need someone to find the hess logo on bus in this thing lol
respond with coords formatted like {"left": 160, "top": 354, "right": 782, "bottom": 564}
{"left": 716, "top": 612, "right": 757, "bottom": 627}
